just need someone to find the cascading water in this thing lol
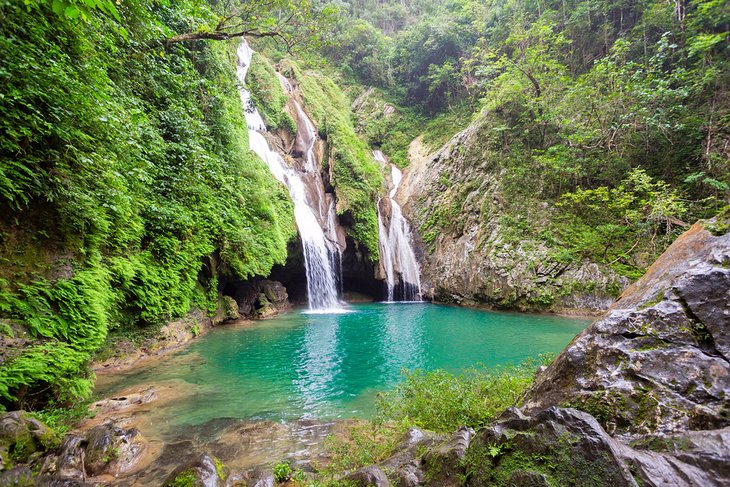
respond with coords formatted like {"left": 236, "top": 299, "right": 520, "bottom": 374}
{"left": 237, "top": 41, "right": 344, "bottom": 311}
{"left": 375, "top": 151, "right": 423, "bottom": 302}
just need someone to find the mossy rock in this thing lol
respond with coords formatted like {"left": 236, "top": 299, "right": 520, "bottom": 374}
{"left": 0, "top": 411, "right": 60, "bottom": 467}
{"left": 162, "top": 454, "right": 227, "bottom": 487}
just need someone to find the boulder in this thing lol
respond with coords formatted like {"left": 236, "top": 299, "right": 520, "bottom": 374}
{"left": 522, "top": 222, "right": 730, "bottom": 438}
{"left": 222, "top": 296, "right": 240, "bottom": 321}
{"left": 421, "top": 427, "right": 475, "bottom": 485}
{"left": 230, "top": 466, "right": 274, "bottom": 487}
{"left": 380, "top": 428, "right": 443, "bottom": 487}
{"left": 0, "top": 411, "right": 59, "bottom": 467}
{"left": 83, "top": 423, "right": 147, "bottom": 477}
{"left": 0, "top": 465, "right": 34, "bottom": 486}
{"left": 464, "top": 406, "right": 730, "bottom": 486}
{"left": 44, "top": 436, "right": 85, "bottom": 480}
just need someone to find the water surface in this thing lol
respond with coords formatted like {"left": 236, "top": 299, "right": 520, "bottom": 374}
{"left": 95, "top": 303, "right": 589, "bottom": 435}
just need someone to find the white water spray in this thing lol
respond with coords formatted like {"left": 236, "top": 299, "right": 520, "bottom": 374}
{"left": 237, "top": 41, "right": 344, "bottom": 310}
{"left": 375, "top": 151, "right": 422, "bottom": 301}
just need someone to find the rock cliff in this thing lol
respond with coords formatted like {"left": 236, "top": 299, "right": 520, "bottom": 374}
{"left": 397, "top": 118, "right": 630, "bottom": 313}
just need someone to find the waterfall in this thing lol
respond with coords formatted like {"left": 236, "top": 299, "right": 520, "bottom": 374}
{"left": 237, "top": 41, "right": 344, "bottom": 311}
{"left": 375, "top": 151, "right": 423, "bottom": 302}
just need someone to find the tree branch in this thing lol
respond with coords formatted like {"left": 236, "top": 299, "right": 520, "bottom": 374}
{"left": 165, "top": 30, "right": 283, "bottom": 44}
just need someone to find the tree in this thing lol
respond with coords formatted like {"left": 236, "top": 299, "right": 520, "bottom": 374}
{"left": 164, "top": 0, "right": 340, "bottom": 50}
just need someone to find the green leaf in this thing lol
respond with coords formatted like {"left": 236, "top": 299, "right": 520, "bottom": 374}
{"left": 64, "top": 5, "right": 80, "bottom": 19}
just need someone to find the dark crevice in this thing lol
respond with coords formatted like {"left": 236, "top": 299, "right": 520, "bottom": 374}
{"left": 674, "top": 294, "right": 730, "bottom": 365}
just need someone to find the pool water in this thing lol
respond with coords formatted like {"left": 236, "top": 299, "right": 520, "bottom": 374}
{"left": 94, "top": 303, "right": 589, "bottom": 432}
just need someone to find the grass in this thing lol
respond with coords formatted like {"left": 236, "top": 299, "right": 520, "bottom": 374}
{"left": 375, "top": 356, "right": 554, "bottom": 433}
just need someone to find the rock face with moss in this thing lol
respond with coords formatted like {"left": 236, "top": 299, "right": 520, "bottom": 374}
{"left": 523, "top": 221, "right": 730, "bottom": 438}
{"left": 398, "top": 120, "right": 629, "bottom": 313}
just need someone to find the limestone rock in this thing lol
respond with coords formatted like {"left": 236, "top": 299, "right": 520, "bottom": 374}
{"left": 0, "top": 465, "right": 33, "bottom": 486}
{"left": 45, "top": 436, "right": 85, "bottom": 480}
{"left": 522, "top": 222, "right": 730, "bottom": 438}
{"left": 344, "top": 465, "right": 391, "bottom": 487}
{"left": 222, "top": 296, "right": 240, "bottom": 321}
{"left": 396, "top": 122, "right": 631, "bottom": 313}
{"left": 0, "top": 411, "right": 59, "bottom": 467}
{"left": 380, "top": 428, "right": 443, "bottom": 487}
{"left": 465, "top": 406, "right": 730, "bottom": 487}
{"left": 421, "top": 427, "right": 475, "bottom": 485}
{"left": 230, "top": 466, "right": 274, "bottom": 487}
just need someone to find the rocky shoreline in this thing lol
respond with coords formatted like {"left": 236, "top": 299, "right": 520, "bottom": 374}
{"left": 93, "top": 280, "right": 291, "bottom": 375}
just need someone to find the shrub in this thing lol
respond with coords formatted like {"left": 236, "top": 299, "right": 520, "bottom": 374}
{"left": 273, "top": 461, "right": 292, "bottom": 483}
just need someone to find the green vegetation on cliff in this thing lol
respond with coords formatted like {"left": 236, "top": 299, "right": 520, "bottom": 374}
{"left": 276, "top": 61, "right": 383, "bottom": 257}
{"left": 247, "top": 54, "right": 297, "bottom": 134}
{"left": 329, "top": 0, "right": 729, "bottom": 282}
{"left": 0, "top": 1, "right": 295, "bottom": 409}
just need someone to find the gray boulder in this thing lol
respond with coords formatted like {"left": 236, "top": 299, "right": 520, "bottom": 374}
{"left": 522, "top": 222, "right": 730, "bottom": 438}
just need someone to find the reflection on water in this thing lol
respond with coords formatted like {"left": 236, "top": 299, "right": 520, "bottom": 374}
{"left": 295, "top": 314, "right": 341, "bottom": 416}
{"left": 95, "top": 303, "right": 589, "bottom": 437}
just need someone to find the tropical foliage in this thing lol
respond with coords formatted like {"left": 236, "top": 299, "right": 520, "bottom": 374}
{"left": 0, "top": 0, "right": 296, "bottom": 409}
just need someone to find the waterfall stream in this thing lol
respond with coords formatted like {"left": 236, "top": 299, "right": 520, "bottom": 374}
{"left": 375, "top": 151, "right": 422, "bottom": 301}
{"left": 237, "top": 41, "right": 344, "bottom": 311}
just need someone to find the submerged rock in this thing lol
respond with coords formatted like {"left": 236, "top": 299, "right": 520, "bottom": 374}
{"left": 522, "top": 222, "right": 730, "bottom": 438}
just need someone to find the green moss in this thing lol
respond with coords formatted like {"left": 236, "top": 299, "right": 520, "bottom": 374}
{"left": 701, "top": 206, "right": 730, "bottom": 236}
{"left": 464, "top": 432, "right": 625, "bottom": 486}
{"left": 638, "top": 291, "right": 666, "bottom": 310}
{"left": 563, "top": 389, "right": 629, "bottom": 429}
{"left": 213, "top": 456, "right": 227, "bottom": 481}
{"left": 167, "top": 470, "right": 199, "bottom": 487}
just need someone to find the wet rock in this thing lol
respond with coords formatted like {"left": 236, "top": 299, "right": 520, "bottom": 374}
{"left": 523, "top": 222, "right": 730, "bottom": 438}
{"left": 380, "top": 428, "right": 443, "bottom": 487}
{"left": 231, "top": 466, "right": 274, "bottom": 487}
{"left": 260, "top": 280, "right": 287, "bottom": 306}
{"left": 0, "top": 411, "right": 59, "bottom": 466}
{"left": 35, "top": 479, "right": 92, "bottom": 487}
{"left": 163, "top": 454, "right": 226, "bottom": 487}
{"left": 83, "top": 423, "right": 146, "bottom": 477}
{"left": 43, "top": 435, "right": 85, "bottom": 480}
{"left": 90, "top": 386, "right": 158, "bottom": 416}
{"left": 464, "top": 406, "right": 730, "bottom": 487}
{"left": 344, "top": 465, "right": 391, "bottom": 487}
{"left": 222, "top": 296, "right": 240, "bottom": 321}
{"left": 467, "top": 407, "right": 636, "bottom": 486}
